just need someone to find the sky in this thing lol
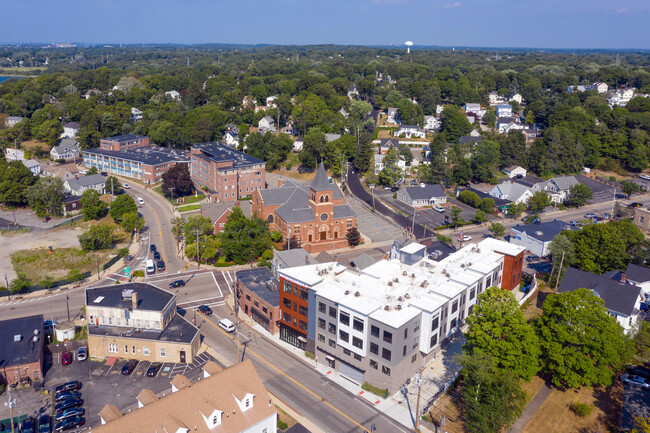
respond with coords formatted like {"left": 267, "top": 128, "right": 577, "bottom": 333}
{"left": 1, "top": 0, "right": 649, "bottom": 50}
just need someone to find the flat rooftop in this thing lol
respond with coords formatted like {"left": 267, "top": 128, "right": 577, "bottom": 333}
{"left": 83, "top": 146, "right": 190, "bottom": 166}
{"left": 101, "top": 134, "right": 147, "bottom": 143}
{"left": 88, "top": 314, "right": 198, "bottom": 344}
{"left": 0, "top": 314, "right": 44, "bottom": 368}
{"left": 191, "top": 142, "right": 265, "bottom": 170}
{"left": 86, "top": 283, "right": 174, "bottom": 312}
{"left": 236, "top": 268, "right": 279, "bottom": 307}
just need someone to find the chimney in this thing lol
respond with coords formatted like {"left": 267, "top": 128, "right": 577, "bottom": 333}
{"left": 277, "top": 179, "right": 284, "bottom": 187}
{"left": 131, "top": 291, "right": 138, "bottom": 309}
{"left": 620, "top": 272, "right": 627, "bottom": 284}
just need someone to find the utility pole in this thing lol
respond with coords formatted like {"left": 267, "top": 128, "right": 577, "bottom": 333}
{"left": 611, "top": 187, "right": 616, "bottom": 216}
{"left": 288, "top": 227, "right": 291, "bottom": 251}
{"left": 414, "top": 374, "right": 422, "bottom": 431}
{"left": 554, "top": 251, "right": 565, "bottom": 291}
{"left": 4, "top": 384, "right": 16, "bottom": 433}
{"left": 195, "top": 228, "right": 200, "bottom": 269}
{"left": 66, "top": 294, "right": 70, "bottom": 321}
{"left": 412, "top": 209, "right": 417, "bottom": 236}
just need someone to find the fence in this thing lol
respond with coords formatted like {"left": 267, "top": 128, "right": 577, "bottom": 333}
{"left": 420, "top": 370, "right": 460, "bottom": 416}
{"left": 52, "top": 214, "right": 83, "bottom": 228}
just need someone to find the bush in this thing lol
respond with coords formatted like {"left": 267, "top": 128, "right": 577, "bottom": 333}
{"left": 117, "top": 248, "right": 129, "bottom": 258}
{"left": 361, "top": 381, "right": 390, "bottom": 398}
{"left": 305, "top": 350, "right": 315, "bottom": 359}
{"left": 261, "top": 250, "right": 274, "bottom": 260}
{"left": 285, "top": 162, "right": 293, "bottom": 170}
{"left": 609, "top": 176, "right": 617, "bottom": 181}
{"left": 458, "top": 190, "right": 481, "bottom": 208}
{"left": 132, "top": 270, "right": 144, "bottom": 278}
{"left": 78, "top": 224, "right": 114, "bottom": 251}
{"left": 270, "top": 231, "right": 283, "bottom": 242}
{"left": 569, "top": 402, "right": 593, "bottom": 417}
{"left": 67, "top": 269, "right": 84, "bottom": 283}
{"left": 277, "top": 420, "right": 288, "bottom": 430}
{"left": 393, "top": 193, "right": 397, "bottom": 199}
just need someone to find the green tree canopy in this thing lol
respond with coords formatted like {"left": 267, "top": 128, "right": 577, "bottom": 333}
{"left": 0, "top": 161, "right": 37, "bottom": 207}
{"left": 104, "top": 176, "right": 121, "bottom": 195}
{"left": 26, "top": 177, "right": 65, "bottom": 217}
{"left": 565, "top": 183, "right": 593, "bottom": 207}
{"left": 162, "top": 163, "right": 193, "bottom": 199}
{"left": 120, "top": 211, "right": 144, "bottom": 233}
{"left": 109, "top": 194, "right": 137, "bottom": 222}
{"left": 81, "top": 189, "right": 108, "bottom": 221}
{"left": 527, "top": 190, "right": 552, "bottom": 213}
{"left": 78, "top": 224, "right": 114, "bottom": 250}
{"left": 218, "top": 207, "right": 271, "bottom": 264}
{"left": 440, "top": 106, "right": 472, "bottom": 143}
{"left": 488, "top": 222, "right": 505, "bottom": 239}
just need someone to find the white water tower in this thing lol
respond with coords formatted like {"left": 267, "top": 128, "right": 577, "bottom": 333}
{"left": 405, "top": 41, "right": 414, "bottom": 54}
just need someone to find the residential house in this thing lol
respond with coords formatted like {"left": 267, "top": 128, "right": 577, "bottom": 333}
{"left": 254, "top": 105, "right": 269, "bottom": 113}
{"left": 293, "top": 138, "right": 304, "bottom": 152}
{"left": 0, "top": 315, "right": 44, "bottom": 386}
{"left": 489, "top": 181, "right": 534, "bottom": 205}
{"left": 509, "top": 220, "right": 574, "bottom": 257}
{"left": 634, "top": 208, "right": 650, "bottom": 234}
{"left": 271, "top": 248, "right": 318, "bottom": 279}
{"left": 50, "top": 138, "right": 80, "bottom": 161}
{"left": 86, "top": 284, "right": 200, "bottom": 363}
{"left": 325, "top": 133, "right": 341, "bottom": 142}
{"left": 374, "top": 153, "right": 406, "bottom": 176}
{"left": 349, "top": 252, "right": 376, "bottom": 270}
{"left": 83, "top": 89, "right": 100, "bottom": 99}
{"left": 423, "top": 115, "right": 440, "bottom": 132}
{"left": 559, "top": 267, "right": 643, "bottom": 334}
{"left": 266, "top": 95, "right": 278, "bottom": 108}
{"left": 347, "top": 85, "right": 359, "bottom": 99}
{"left": 386, "top": 107, "right": 398, "bottom": 124}
{"left": 4, "top": 148, "right": 25, "bottom": 161}
{"left": 94, "top": 360, "right": 277, "bottom": 433}
{"left": 397, "top": 184, "right": 447, "bottom": 207}
{"left": 497, "top": 116, "right": 523, "bottom": 133}
{"left": 379, "top": 138, "right": 401, "bottom": 154}
{"left": 224, "top": 131, "right": 239, "bottom": 147}
{"left": 64, "top": 174, "right": 106, "bottom": 195}
{"left": 541, "top": 176, "right": 580, "bottom": 203}
{"left": 165, "top": 90, "right": 181, "bottom": 100}
{"left": 593, "top": 81, "right": 609, "bottom": 94}
{"left": 522, "top": 128, "right": 538, "bottom": 144}
{"left": 465, "top": 187, "right": 511, "bottom": 214}
{"left": 258, "top": 116, "right": 276, "bottom": 132}
{"left": 251, "top": 163, "right": 356, "bottom": 253}
{"left": 198, "top": 202, "right": 251, "bottom": 235}
{"left": 62, "top": 195, "right": 82, "bottom": 213}
{"left": 280, "top": 121, "right": 298, "bottom": 136}
{"left": 465, "top": 103, "right": 481, "bottom": 114}
{"left": 502, "top": 166, "right": 527, "bottom": 178}
{"left": 466, "top": 113, "right": 481, "bottom": 124}
{"left": 5, "top": 116, "right": 24, "bottom": 128}
{"left": 242, "top": 96, "right": 257, "bottom": 108}
{"left": 396, "top": 125, "right": 426, "bottom": 139}
{"left": 609, "top": 88, "right": 636, "bottom": 107}
{"left": 236, "top": 268, "right": 281, "bottom": 335}
{"left": 22, "top": 159, "right": 41, "bottom": 176}
{"left": 489, "top": 91, "right": 505, "bottom": 106}
{"left": 624, "top": 263, "right": 650, "bottom": 300}
{"left": 130, "top": 107, "right": 143, "bottom": 122}
{"left": 436, "top": 105, "right": 445, "bottom": 116}
{"left": 61, "top": 122, "right": 80, "bottom": 139}
{"left": 495, "top": 104, "right": 513, "bottom": 117}
{"left": 509, "top": 93, "right": 523, "bottom": 104}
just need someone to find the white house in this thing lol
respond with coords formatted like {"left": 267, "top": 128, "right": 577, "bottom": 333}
{"left": 436, "top": 105, "right": 445, "bottom": 116}
{"left": 609, "top": 88, "right": 635, "bottom": 107}
{"left": 538, "top": 176, "right": 581, "bottom": 203}
{"left": 386, "top": 107, "right": 398, "bottom": 124}
{"left": 21, "top": 159, "right": 41, "bottom": 176}
{"left": 502, "top": 166, "right": 527, "bottom": 178}
{"left": 396, "top": 125, "right": 426, "bottom": 139}
{"left": 593, "top": 82, "right": 609, "bottom": 94}
{"left": 258, "top": 116, "right": 276, "bottom": 132}
{"left": 397, "top": 184, "right": 447, "bottom": 207}
{"left": 509, "top": 93, "right": 523, "bottom": 104}
{"left": 495, "top": 104, "right": 513, "bottom": 118}
{"left": 374, "top": 153, "right": 406, "bottom": 176}
{"left": 465, "top": 103, "right": 481, "bottom": 114}
{"left": 339, "top": 107, "right": 349, "bottom": 118}
{"left": 64, "top": 174, "right": 106, "bottom": 196}
{"left": 224, "top": 131, "right": 239, "bottom": 147}
{"left": 509, "top": 220, "right": 573, "bottom": 257}
{"left": 293, "top": 138, "right": 303, "bottom": 152}
{"left": 379, "top": 138, "right": 400, "bottom": 154}
{"left": 4, "top": 148, "right": 25, "bottom": 161}
{"left": 130, "top": 107, "right": 143, "bottom": 122}
{"left": 489, "top": 181, "right": 533, "bottom": 204}
{"left": 165, "top": 90, "right": 181, "bottom": 101}
{"left": 423, "top": 115, "right": 441, "bottom": 132}
{"left": 499, "top": 121, "right": 525, "bottom": 134}
{"left": 280, "top": 121, "right": 297, "bottom": 136}
{"left": 5, "top": 116, "right": 23, "bottom": 128}
{"left": 347, "top": 85, "right": 359, "bottom": 99}
{"left": 61, "top": 122, "right": 80, "bottom": 139}
{"left": 266, "top": 95, "right": 278, "bottom": 108}
{"left": 50, "top": 139, "right": 80, "bottom": 161}
{"left": 489, "top": 92, "right": 505, "bottom": 106}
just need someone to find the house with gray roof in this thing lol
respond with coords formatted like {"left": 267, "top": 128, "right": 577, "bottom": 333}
{"left": 489, "top": 180, "right": 534, "bottom": 205}
{"left": 386, "top": 107, "right": 398, "bottom": 124}
{"left": 540, "top": 176, "right": 581, "bottom": 203}
{"left": 558, "top": 267, "right": 643, "bottom": 334}
{"left": 51, "top": 138, "right": 80, "bottom": 161}
{"left": 258, "top": 116, "right": 276, "bottom": 132}
{"left": 397, "top": 184, "right": 447, "bottom": 207}
{"left": 349, "top": 252, "right": 376, "bottom": 270}
{"left": 64, "top": 174, "right": 106, "bottom": 196}
{"left": 271, "top": 248, "right": 318, "bottom": 279}
{"left": 5, "top": 116, "right": 23, "bottom": 128}
{"left": 509, "top": 220, "right": 576, "bottom": 257}
{"left": 21, "top": 159, "right": 41, "bottom": 176}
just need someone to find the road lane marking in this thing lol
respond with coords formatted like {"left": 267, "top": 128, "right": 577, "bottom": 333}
{"left": 221, "top": 271, "right": 233, "bottom": 293}
{"left": 197, "top": 312, "right": 371, "bottom": 433}
{"left": 211, "top": 272, "right": 224, "bottom": 298}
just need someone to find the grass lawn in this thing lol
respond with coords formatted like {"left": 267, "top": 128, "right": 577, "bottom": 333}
{"left": 152, "top": 186, "right": 205, "bottom": 205}
{"left": 423, "top": 391, "right": 465, "bottom": 432}
{"left": 0, "top": 67, "right": 46, "bottom": 76}
{"left": 270, "top": 168, "right": 317, "bottom": 182}
{"left": 522, "top": 381, "right": 623, "bottom": 433}
{"left": 178, "top": 204, "right": 202, "bottom": 213}
{"left": 275, "top": 406, "right": 297, "bottom": 430}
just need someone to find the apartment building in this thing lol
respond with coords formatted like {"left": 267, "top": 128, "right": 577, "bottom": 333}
{"left": 189, "top": 142, "right": 266, "bottom": 202}
{"left": 278, "top": 239, "right": 519, "bottom": 392}
{"left": 100, "top": 134, "right": 150, "bottom": 151}
{"left": 86, "top": 284, "right": 200, "bottom": 364}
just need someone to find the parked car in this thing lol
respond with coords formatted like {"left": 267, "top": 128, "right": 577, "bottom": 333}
{"left": 54, "top": 391, "right": 81, "bottom": 402}
{"left": 621, "top": 374, "right": 650, "bottom": 389}
{"left": 121, "top": 359, "right": 138, "bottom": 375}
{"left": 197, "top": 305, "right": 212, "bottom": 315}
{"left": 146, "top": 362, "right": 163, "bottom": 377}
{"left": 38, "top": 415, "right": 51, "bottom": 433}
{"left": 157, "top": 260, "right": 165, "bottom": 271}
{"left": 54, "top": 417, "right": 84, "bottom": 432}
{"left": 55, "top": 408, "right": 84, "bottom": 423}
{"left": 44, "top": 320, "right": 58, "bottom": 332}
{"left": 390, "top": 186, "right": 399, "bottom": 192}
{"left": 100, "top": 171, "right": 108, "bottom": 177}
{"left": 433, "top": 205, "right": 445, "bottom": 213}
{"left": 584, "top": 212, "right": 597, "bottom": 219}
{"left": 77, "top": 347, "right": 87, "bottom": 362}
{"left": 218, "top": 318, "right": 236, "bottom": 333}
{"left": 526, "top": 255, "right": 540, "bottom": 262}
{"left": 569, "top": 220, "right": 580, "bottom": 227}
{"left": 55, "top": 381, "right": 82, "bottom": 394}
{"left": 123, "top": 254, "right": 133, "bottom": 263}
{"left": 153, "top": 251, "right": 161, "bottom": 260}
{"left": 604, "top": 213, "right": 612, "bottom": 219}
{"left": 61, "top": 352, "right": 72, "bottom": 365}
{"left": 639, "top": 174, "right": 650, "bottom": 181}
{"left": 137, "top": 197, "right": 145, "bottom": 205}
{"left": 150, "top": 244, "right": 157, "bottom": 252}
{"left": 629, "top": 202, "right": 643, "bottom": 208}
{"left": 21, "top": 418, "right": 35, "bottom": 433}
{"left": 54, "top": 399, "right": 83, "bottom": 413}
{"left": 457, "top": 234, "right": 471, "bottom": 242}
{"left": 169, "top": 280, "right": 185, "bottom": 289}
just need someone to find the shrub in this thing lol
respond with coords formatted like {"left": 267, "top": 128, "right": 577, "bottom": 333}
{"left": 393, "top": 193, "right": 397, "bottom": 199}
{"left": 67, "top": 269, "right": 84, "bottom": 283}
{"left": 569, "top": 402, "right": 593, "bottom": 417}
{"left": 277, "top": 420, "right": 288, "bottom": 430}
{"left": 132, "top": 270, "right": 144, "bottom": 278}
{"left": 285, "top": 162, "right": 293, "bottom": 170}
{"left": 270, "top": 231, "right": 283, "bottom": 242}
{"left": 261, "top": 250, "right": 273, "bottom": 260}
{"left": 305, "top": 350, "right": 315, "bottom": 359}
{"left": 458, "top": 190, "right": 481, "bottom": 208}
{"left": 117, "top": 248, "right": 129, "bottom": 258}
{"left": 609, "top": 176, "right": 617, "bottom": 181}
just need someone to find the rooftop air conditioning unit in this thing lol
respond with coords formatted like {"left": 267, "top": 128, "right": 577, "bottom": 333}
{"left": 396, "top": 304, "right": 402, "bottom": 310}
{"left": 398, "top": 296, "right": 403, "bottom": 302}
{"left": 388, "top": 281, "right": 393, "bottom": 286}
{"left": 13, "top": 334, "right": 21, "bottom": 342}
{"left": 403, "top": 271, "right": 408, "bottom": 276}
{"left": 384, "top": 305, "right": 390, "bottom": 311}
{"left": 405, "top": 293, "right": 412, "bottom": 298}
{"left": 355, "top": 292, "right": 360, "bottom": 297}
{"left": 345, "top": 290, "right": 350, "bottom": 295}
{"left": 411, "top": 273, "right": 416, "bottom": 278}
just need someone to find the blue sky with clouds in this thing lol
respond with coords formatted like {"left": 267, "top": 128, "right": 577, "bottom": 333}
{"left": 1, "top": 0, "right": 648, "bottom": 49}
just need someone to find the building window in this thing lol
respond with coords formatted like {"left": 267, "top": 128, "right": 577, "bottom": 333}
{"left": 318, "top": 302, "right": 326, "bottom": 313}
{"left": 382, "top": 365, "right": 391, "bottom": 376}
{"left": 318, "top": 334, "right": 325, "bottom": 342}
{"left": 452, "top": 300, "right": 458, "bottom": 314}
{"left": 300, "top": 288, "right": 308, "bottom": 301}
{"left": 328, "top": 323, "right": 336, "bottom": 334}
{"left": 411, "top": 354, "right": 417, "bottom": 363}
{"left": 354, "top": 353, "right": 362, "bottom": 361}
{"left": 299, "top": 305, "right": 308, "bottom": 316}
{"left": 431, "top": 316, "right": 439, "bottom": 332}
{"left": 283, "top": 298, "right": 291, "bottom": 308}
{"left": 382, "top": 348, "right": 392, "bottom": 361}
{"left": 160, "top": 348, "right": 166, "bottom": 357}
{"left": 318, "top": 318, "right": 326, "bottom": 329}
{"left": 328, "top": 339, "right": 336, "bottom": 348}
{"left": 299, "top": 320, "right": 307, "bottom": 331}
{"left": 339, "top": 330, "right": 350, "bottom": 342}
{"left": 404, "top": 328, "right": 408, "bottom": 339}
{"left": 143, "top": 346, "right": 149, "bottom": 356}
{"left": 283, "top": 281, "right": 292, "bottom": 293}
{"left": 329, "top": 306, "right": 336, "bottom": 318}
{"left": 254, "top": 300, "right": 259, "bottom": 307}
{"left": 383, "top": 331, "right": 392, "bottom": 344}
{"left": 403, "top": 345, "right": 407, "bottom": 356}
{"left": 132, "top": 345, "right": 136, "bottom": 354}
{"left": 246, "top": 294, "right": 251, "bottom": 301}
{"left": 108, "top": 344, "right": 118, "bottom": 353}
{"left": 370, "top": 342, "right": 379, "bottom": 355}
{"left": 352, "top": 336, "right": 363, "bottom": 349}
{"left": 353, "top": 318, "right": 364, "bottom": 332}
{"left": 371, "top": 325, "right": 380, "bottom": 338}
{"left": 262, "top": 306, "right": 268, "bottom": 314}
{"left": 283, "top": 312, "right": 291, "bottom": 323}
{"left": 430, "top": 334, "right": 438, "bottom": 348}
{"left": 124, "top": 345, "right": 128, "bottom": 353}
{"left": 343, "top": 348, "right": 351, "bottom": 356}
{"left": 340, "top": 312, "right": 350, "bottom": 326}
{"left": 451, "top": 318, "right": 457, "bottom": 329}
{"left": 470, "top": 287, "right": 476, "bottom": 300}
{"left": 370, "top": 360, "right": 378, "bottom": 369}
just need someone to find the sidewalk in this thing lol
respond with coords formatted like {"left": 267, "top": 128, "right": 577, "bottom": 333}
{"left": 508, "top": 384, "right": 553, "bottom": 433}
{"left": 224, "top": 295, "right": 439, "bottom": 433}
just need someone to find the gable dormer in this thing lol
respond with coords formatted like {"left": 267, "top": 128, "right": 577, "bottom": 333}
{"left": 200, "top": 408, "right": 223, "bottom": 429}
{"left": 234, "top": 392, "right": 255, "bottom": 412}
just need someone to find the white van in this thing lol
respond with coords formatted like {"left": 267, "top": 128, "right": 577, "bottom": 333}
{"left": 145, "top": 259, "right": 155, "bottom": 274}
{"left": 137, "top": 197, "right": 145, "bottom": 205}
{"left": 218, "top": 318, "right": 236, "bottom": 333}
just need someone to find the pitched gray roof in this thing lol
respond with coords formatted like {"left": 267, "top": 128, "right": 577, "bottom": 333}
{"left": 274, "top": 249, "right": 318, "bottom": 269}
{"left": 314, "top": 251, "right": 334, "bottom": 263}
{"left": 333, "top": 204, "right": 355, "bottom": 219}
{"left": 403, "top": 184, "right": 445, "bottom": 200}
{"left": 63, "top": 122, "right": 80, "bottom": 128}
{"left": 52, "top": 138, "right": 79, "bottom": 155}
{"left": 275, "top": 188, "right": 315, "bottom": 223}
{"left": 558, "top": 267, "right": 642, "bottom": 316}
{"left": 380, "top": 138, "right": 400, "bottom": 148}
{"left": 511, "top": 220, "right": 573, "bottom": 242}
{"left": 310, "top": 162, "right": 331, "bottom": 192}
{"left": 351, "top": 253, "right": 376, "bottom": 270}
{"left": 76, "top": 174, "right": 106, "bottom": 187}
{"left": 626, "top": 263, "right": 650, "bottom": 284}
{"left": 549, "top": 176, "right": 579, "bottom": 191}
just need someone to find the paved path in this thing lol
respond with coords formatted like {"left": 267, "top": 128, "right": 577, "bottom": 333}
{"left": 508, "top": 384, "right": 553, "bottom": 433}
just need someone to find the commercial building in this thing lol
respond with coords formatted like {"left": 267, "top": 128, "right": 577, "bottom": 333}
{"left": 509, "top": 220, "right": 574, "bottom": 257}
{"left": 396, "top": 184, "right": 447, "bottom": 207}
{"left": 100, "top": 134, "right": 150, "bottom": 151}
{"left": 236, "top": 268, "right": 281, "bottom": 335}
{"left": 95, "top": 360, "right": 277, "bottom": 433}
{"left": 189, "top": 142, "right": 266, "bottom": 202}
{"left": 86, "top": 284, "right": 200, "bottom": 363}
{"left": 278, "top": 239, "right": 520, "bottom": 391}
{"left": 634, "top": 208, "right": 650, "bottom": 234}
{"left": 252, "top": 162, "right": 356, "bottom": 253}
{"left": 0, "top": 315, "right": 44, "bottom": 386}
{"left": 271, "top": 248, "right": 318, "bottom": 279}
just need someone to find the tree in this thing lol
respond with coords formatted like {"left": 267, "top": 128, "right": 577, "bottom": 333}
{"left": 489, "top": 222, "right": 505, "bottom": 239}
{"left": 507, "top": 201, "right": 527, "bottom": 218}
{"left": 218, "top": 207, "right": 271, "bottom": 264}
{"left": 527, "top": 191, "right": 552, "bottom": 213}
{"left": 460, "top": 351, "right": 527, "bottom": 433}
{"left": 471, "top": 140, "right": 500, "bottom": 183}
{"left": 25, "top": 177, "right": 65, "bottom": 217}
{"left": 473, "top": 209, "right": 488, "bottom": 224}
{"left": 183, "top": 215, "right": 213, "bottom": 238}
{"left": 87, "top": 166, "right": 98, "bottom": 175}
{"left": 458, "top": 190, "right": 481, "bottom": 208}
{"left": 0, "top": 161, "right": 37, "bottom": 207}
{"left": 120, "top": 211, "right": 144, "bottom": 233}
{"left": 479, "top": 198, "right": 495, "bottom": 214}
{"left": 565, "top": 183, "right": 593, "bottom": 207}
{"left": 440, "top": 106, "right": 473, "bottom": 143}
{"left": 348, "top": 100, "right": 373, "bottom": 153}
{"left": 450, "top": 206, "right": 465, "bottom": 228}
{"left": 621, "top": 180, "right": 640, "bottom": 198}
{"left": 81, "top": 189, "right": 108, "bottom": 221}
{"left": 483, "top": 109, "right": 496, "bottom": 128}
{"left": 104, "top": 176, "right": 121, "bottom": 195}
{"left": 78, "top": 224, "right": 114, "bottom": 250}
{"left": 465, "top": 287, "right": 541, "bottom": 379}
{"left": 162, "top": 164, "right": 193, "bottom": 199}
{"left": 538, "top": 288, "right": 634, "bottom": 388}
{"left": 109, "top": 194, "right": 137, "bottom": 222}
{"left": 378, "top": 147, "right": 403, "bottom": 186}
{"left": 299, "top": 129, "right": 327, "bottom": 169}
{"left": 548, "top": 232, "right": 576, "bottom": 270}
{"left": 346, "top": 227, "right": 362, "bottom": 247}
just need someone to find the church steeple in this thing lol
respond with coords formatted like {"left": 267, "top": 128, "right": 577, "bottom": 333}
{"left": 310, "top": 161, "right": 330, "bottom": 192}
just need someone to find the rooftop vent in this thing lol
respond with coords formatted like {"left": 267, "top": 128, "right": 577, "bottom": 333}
{"left": 388, "top": 281, "right": 393, "bottom": 286}
{"left": 384, "top": 305, "right": 390, "bottom": 311}
{"left": 13, "top": 334, "right": 21, "bottom": 342}
{"left": 32, "top": 335, "right": 39, "bottom": 343}
{"left": 398, "top": 296, "right": 403, "bottom": 302}
{"left": 411, "top": 273, "right": 416, "bottom": 278}
{"left": 402, "top": 271, "right": 408, "bottom": 276}
{"left": 355, "top": 291, "right": 361, "bottom": 297}
{"left": 393, "top": 278, "right": 399, "bottom": 283}
{"left": 122, "top": 289, "right": 135, "bottom": 299}
{"left": 405, "top": 293, "right": 412, "bottom": 298}
{"left": 396, "top": 304, "right": 403, "bottom": 310}
{"left": 535, "top": 231, "right": 543, "bottom": 236}
{"left": 344, "top": 290, "right": 350, "bottom": 295}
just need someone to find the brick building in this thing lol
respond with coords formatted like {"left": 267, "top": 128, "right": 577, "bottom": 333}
{"left": 235, "top": 268, "right": 281, "bottom": 335}
{"left": 252, "top": 162, "right": 356, "bottom": 253}
{"left": 100, "top": 134, "right": 150, "bottom": 151}
{"left": 0, "top": 315, "right": 44, "bottom": 386}
{"left": 189, "top": 143, "right": 266, "bottom": 203}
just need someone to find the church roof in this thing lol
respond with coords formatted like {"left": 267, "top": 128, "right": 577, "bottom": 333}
{"left": 310, "top": 162, "right": 331, "bottom": 192}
